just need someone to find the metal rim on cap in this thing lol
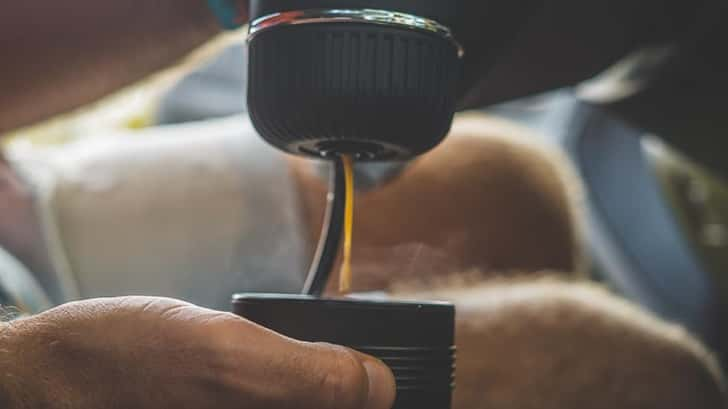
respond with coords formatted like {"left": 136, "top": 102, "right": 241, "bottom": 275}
{"left": 248, "top": 8, "right": 465, "bottom": 58}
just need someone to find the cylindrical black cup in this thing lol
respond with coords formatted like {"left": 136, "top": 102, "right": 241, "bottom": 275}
{"left": 233, "top": 294, "right": 455, "bottom": 409}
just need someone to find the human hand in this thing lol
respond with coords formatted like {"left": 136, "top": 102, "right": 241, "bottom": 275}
{"left": 0, "top": 296, "right": 395, "bottom": 409}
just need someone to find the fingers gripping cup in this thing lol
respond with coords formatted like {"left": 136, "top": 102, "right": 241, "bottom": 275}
{"left": 233, "top": 294, "right": 455, "bottom": 409}
{"left": 246, "top": 0, "right": 464, "bottom": 160}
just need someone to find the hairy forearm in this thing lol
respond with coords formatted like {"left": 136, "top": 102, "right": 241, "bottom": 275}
{"left": 401, "top": 280, "right": 727, "bottom": 409}
{"left": 0, "top": 1, "right": 233, "bottom": 134}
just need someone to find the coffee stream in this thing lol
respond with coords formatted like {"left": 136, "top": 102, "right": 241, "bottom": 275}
{"left": 339, "top": 155, "right": 354, "bottom": 294}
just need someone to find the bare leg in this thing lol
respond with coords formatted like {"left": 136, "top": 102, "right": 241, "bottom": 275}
{"left": 401, "top": 279, "right": 727, "bottom": 409}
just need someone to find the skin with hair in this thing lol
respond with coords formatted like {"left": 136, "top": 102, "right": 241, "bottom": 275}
{"left": 0, "top": 296, "right": 395, "bottom": 409}
{"left": 401, "top": 279, "right": 727, "bottom": 409}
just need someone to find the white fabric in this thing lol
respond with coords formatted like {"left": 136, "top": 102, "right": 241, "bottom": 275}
{"left": 7, "top": 148, "right": 79, "bottom": 304}
{"left": 12, "top": 116, "right": 307, "bottom": 310}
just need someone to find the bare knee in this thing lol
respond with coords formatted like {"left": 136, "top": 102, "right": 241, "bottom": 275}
{"left": 401, "top": 279, "right": 726, "bottom": 409}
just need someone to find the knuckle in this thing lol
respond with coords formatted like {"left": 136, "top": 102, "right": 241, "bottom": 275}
{"left": 315, "top": 343, "right": 368, "bottom": 409}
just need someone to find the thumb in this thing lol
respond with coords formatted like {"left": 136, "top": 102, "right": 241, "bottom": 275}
{"left": 281, "top": 341, "right": 396, "bottom": 409}
{"left": 225, "top": 317, "right": 396, "bottom": 409}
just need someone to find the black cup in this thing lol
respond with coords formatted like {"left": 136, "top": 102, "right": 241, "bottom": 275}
{"left": 232, "top": 294, "right": 455, "bottom": 409}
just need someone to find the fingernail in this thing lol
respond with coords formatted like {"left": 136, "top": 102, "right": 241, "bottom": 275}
{"left": 361, "top": 357, "right": 396, "bottom": 409}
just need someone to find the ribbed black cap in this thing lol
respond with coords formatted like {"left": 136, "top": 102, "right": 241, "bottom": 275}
{"left": 247, "top": 23, "right": 462, "bottom": 160}
{"left": 233, "top": 294, "right": 455, "bottom": 409}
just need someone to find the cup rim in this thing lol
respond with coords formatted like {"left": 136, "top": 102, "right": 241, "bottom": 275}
{"left": 232, "top": 293, "right": 454, "bottom": 312}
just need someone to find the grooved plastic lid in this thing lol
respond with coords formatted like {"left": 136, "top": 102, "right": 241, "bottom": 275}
{"left": 246, "top": 1, "right": 463, "bottom": 161}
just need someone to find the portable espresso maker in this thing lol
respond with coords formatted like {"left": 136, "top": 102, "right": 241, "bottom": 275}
{"left": 235, "top": 1, "right": 462, "bottom": 407}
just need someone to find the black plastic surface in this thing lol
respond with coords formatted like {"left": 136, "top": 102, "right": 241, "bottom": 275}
{"left": 233, "top": 294, "right": 455, "bottom": 408}
{"left": 302, "top": 158, "right": 346, "bottom": 296}
{"left": 247, "top": 23, "right": 462, "bottom": 160}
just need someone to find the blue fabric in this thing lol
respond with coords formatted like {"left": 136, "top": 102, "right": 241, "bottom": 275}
{"left": 0, "top": 246, "right": 52, "bottom": 314}
{"left": 156, "top": 45, "right": 248, "bottom": 124}
{"left": 207, "top": 0, "right": 243, "bottom": 30}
